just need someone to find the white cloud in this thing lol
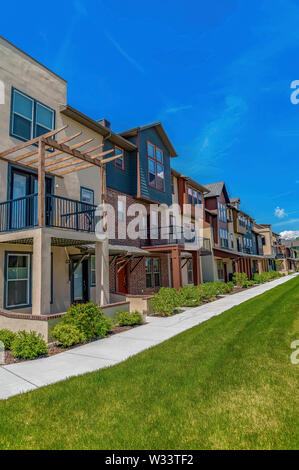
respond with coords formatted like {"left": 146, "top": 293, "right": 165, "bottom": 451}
{"left": 273, "top": 218, "right": 299, "bottom": 227}
{"left": 274, "top": 206, "right": 287, "bottom": 218}
{"left": 280, "top": 230, "right": 299, "bottom": 239}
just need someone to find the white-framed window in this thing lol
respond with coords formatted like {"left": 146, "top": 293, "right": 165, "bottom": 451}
{"left": 11, "top": 88, "right": 54, "bottom": 142}
{"left": 145, "top": 257, "right": 161, "bottom": 288}
{"left": 90, "top": 255, "right": 96, "bottom": 286}
{"left": 6, "top": 253, "right": 30, "bottom": 308}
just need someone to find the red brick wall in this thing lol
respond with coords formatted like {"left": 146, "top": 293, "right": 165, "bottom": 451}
{"left": 110, "top": 253, "right": 170, "bottom": 295}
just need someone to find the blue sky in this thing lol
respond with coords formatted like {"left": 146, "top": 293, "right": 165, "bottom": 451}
{"left": 1, "top": 0, "right": 298, "bottom": 234}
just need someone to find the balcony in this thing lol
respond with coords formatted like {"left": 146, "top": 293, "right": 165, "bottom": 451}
{"left": 0, "top": 193, "right": 97, "bottom": 234}
{"left": 141, "top": 226, "right": 212, "bottom": 254}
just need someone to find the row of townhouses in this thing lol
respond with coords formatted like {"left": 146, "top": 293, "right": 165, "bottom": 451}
{"left": 0, "top": 37, "right": 298, "bottom": 339}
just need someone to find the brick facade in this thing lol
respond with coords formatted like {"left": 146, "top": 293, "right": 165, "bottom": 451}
{"left": 107, "top": 187, "right": 170, "bottom": 295}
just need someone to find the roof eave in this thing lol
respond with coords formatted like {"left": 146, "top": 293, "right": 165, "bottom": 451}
{"left": 60, "top": 105, "right": 136, "bottom": 151}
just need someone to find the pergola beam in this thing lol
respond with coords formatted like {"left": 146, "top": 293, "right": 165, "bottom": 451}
{"left": 13, "top": 131, "right": 82, "bottom": 162}
{"left": 57, "top": 153, "right": 123, "bottom": 176}
{"left": 29, "top": 136, "right": 94, "bottom": 166}
{"left": 41, "top": 137, "right": 103, "bottom": 168}
{"left": 0, "top": 125, "right": 67, "bottom": 158}
{"left": 46, "top": 144, "right": 107, "bottom": 171}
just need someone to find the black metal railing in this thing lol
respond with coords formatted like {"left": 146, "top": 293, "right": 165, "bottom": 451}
{"left": 140, "top": 225, "right": 212, "bottom": 253}
{"left": 0, "top": 194, "right": 38, "bottom": 232}
{"left": 46, "top": 194, "right": 96, "bottom": 232}
{"left": 0, "top": 194, "right": 97, "bottom": 233}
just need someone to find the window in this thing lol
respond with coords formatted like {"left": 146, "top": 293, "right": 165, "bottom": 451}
{"left": 145, "top": 257, "right": 161, "bottom": 288}
{"left": 188, "top": 187, "right": 202, "bottom": 205}
{"left": 80, "top": 187, "right": 94, "bottom": 205}
{"left": 118, "top": 200, "right": 125, "bottom": 222}
{"left": 90, "top": 255, "right": 96, "bottom": 286}
{"left": 147, "top": 142, "right": 165, "bottom": 191}
{"left": 171, "top": 176, "right": 175, "bottom": 194}
{"left": 6, "top": 253, "right": 30, "bottom": 308}
{"left": 113, "top": 147, "right": 125, "bottom": 170}
{"left": 219, "top": 229, "right": 228, "bottom": 248}
{"left": 145, "top": 258, "right": 152, "bottom": 288}
{"left": 187, "top": 259, "right": 193, "bottom": 284}
{"left": 11, "top": 89, "right": 54, "bottom": 142}
{"left": 230, "top": 233, "right": 234, "bottom": 249}
{"left": 218, "top": 202, "right": 227, "bottom": 222}
{"left": 153, "top": 258, "right": 161, "bottom": 287}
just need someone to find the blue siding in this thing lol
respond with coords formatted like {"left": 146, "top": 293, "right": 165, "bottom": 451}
{"left": 138, "top": 127, "right": 172, "bottom": 205}
{"left": 105, "top": 126, "right": 172, "bottom": 205}
{"left": 105, "top": 140, "right": 137, "bottom": 196}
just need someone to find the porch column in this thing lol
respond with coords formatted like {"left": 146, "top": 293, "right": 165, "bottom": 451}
{"left": 38, "top": 140, "right": 46, "bottom": 227}
{"left": 95, "top": 238, "right": 110, "bottom": 306}
{"left": 192, "top": 250, "right": 201, "bottom": 285}
{"left": 258, "top": 259, "right": 263, "bottom": 274}
{"left": 32, "top": 229, "right": 51, "bottom": 315}
{"left": 171, "top": 247, "right": 182, "bottom": 290}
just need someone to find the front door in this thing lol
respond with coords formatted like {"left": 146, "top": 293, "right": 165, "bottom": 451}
{"left": 71, "top": 258, "right": 89, "bottom": 304}
{"left": 118, "top": 265, "right": 128, "bottom": 294}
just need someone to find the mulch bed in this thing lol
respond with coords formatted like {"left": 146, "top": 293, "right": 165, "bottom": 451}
{"left": 2, "top": 323, "right": 143, "bottom": 366}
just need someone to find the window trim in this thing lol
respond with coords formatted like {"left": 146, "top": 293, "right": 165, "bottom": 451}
{"left": 4, "top": 251, "right": 32, "bottom": 309}
{"left": 80, "top": 186, "right": 94, "bottom": 205}
{"left": 145, "top": 257, "right": 161, "bottom": 289}
{"left": 147, "top": 140, "right": 165, "bottom": 192}
{"left": 10, "top": 87, "right": 55, "bottom": 143}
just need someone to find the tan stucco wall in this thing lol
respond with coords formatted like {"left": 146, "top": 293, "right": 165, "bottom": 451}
{"left": 0, "top": 37, "right": 103, "bottom": 205}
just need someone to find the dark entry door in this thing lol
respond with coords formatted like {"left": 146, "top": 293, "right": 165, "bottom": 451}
{"left": 118, "top": 265, "right": 128, "bottom": 294}
{"left": 71, "top": 258, "right": 89, "bottom": 304}
{"left": 223, "top": 262, "right": 228, "bottom": 283}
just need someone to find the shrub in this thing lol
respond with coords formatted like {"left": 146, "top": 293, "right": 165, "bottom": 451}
{"left": 0, "top": 329, "right": 16, "bottom": 350}
{"left": 116, "top": 310, "right": 143, "bottom": 326}
{"left": 178, "top": 286, "right": 202, "bottom": 307}
{"left": 253, "top": 271, "right": 283, "bottom": 284}
{"left": 11, "top": 331, "right": 47, "bottom": 360}
{"left": 197, "top": 282, "right": 219, "bottom": 300}
{"left": 52, "top": 323, "right": 86, "bottom": 348}
{"left": 62, "top": 302, "right": 113, "bottom": 340}
{"left": 233, "top": 272, "right": 249, "bottom": 288}
{"left": 150, "top": 288, "right": 181, "bottom": 316}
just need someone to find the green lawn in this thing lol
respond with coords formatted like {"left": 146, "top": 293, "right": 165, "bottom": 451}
{"left": 0, "top": 277, "right": 298, "bottom": 450}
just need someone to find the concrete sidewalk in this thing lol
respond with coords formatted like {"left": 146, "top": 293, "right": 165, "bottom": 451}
{"left": 1, "top": 274, "right": 297, "bottom": 400}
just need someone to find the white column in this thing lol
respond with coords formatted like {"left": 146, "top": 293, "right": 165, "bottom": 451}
{"left": 32, "top": 229, "right": 51, "bottom": 315}
{"left": 95, "top": 238, "right": 109, "bottom": 306}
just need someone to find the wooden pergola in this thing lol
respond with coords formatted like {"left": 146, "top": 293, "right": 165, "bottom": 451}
{"left": 0, "top": 126, "right": 123, "bottom": 227}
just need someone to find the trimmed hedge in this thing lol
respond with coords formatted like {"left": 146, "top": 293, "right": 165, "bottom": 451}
{"left": 62, "top": 302, "right": 114, "bottom": 340}
{"left": 52, "top": 323, "right": 86, "bottom": 348}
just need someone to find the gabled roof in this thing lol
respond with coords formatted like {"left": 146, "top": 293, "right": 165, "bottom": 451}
{"left": 120, "top": 122, "right": 178, "bottom": 157}
{"left": 203, "top": 181, "right": 230, "bottom": 202}
{"left": 60, "top": 106, "right": 136, "bottom": 151}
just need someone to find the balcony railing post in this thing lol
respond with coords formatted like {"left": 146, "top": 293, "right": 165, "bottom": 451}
{"left": 38, "top": 140, "right": 46, "bottom": 227}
